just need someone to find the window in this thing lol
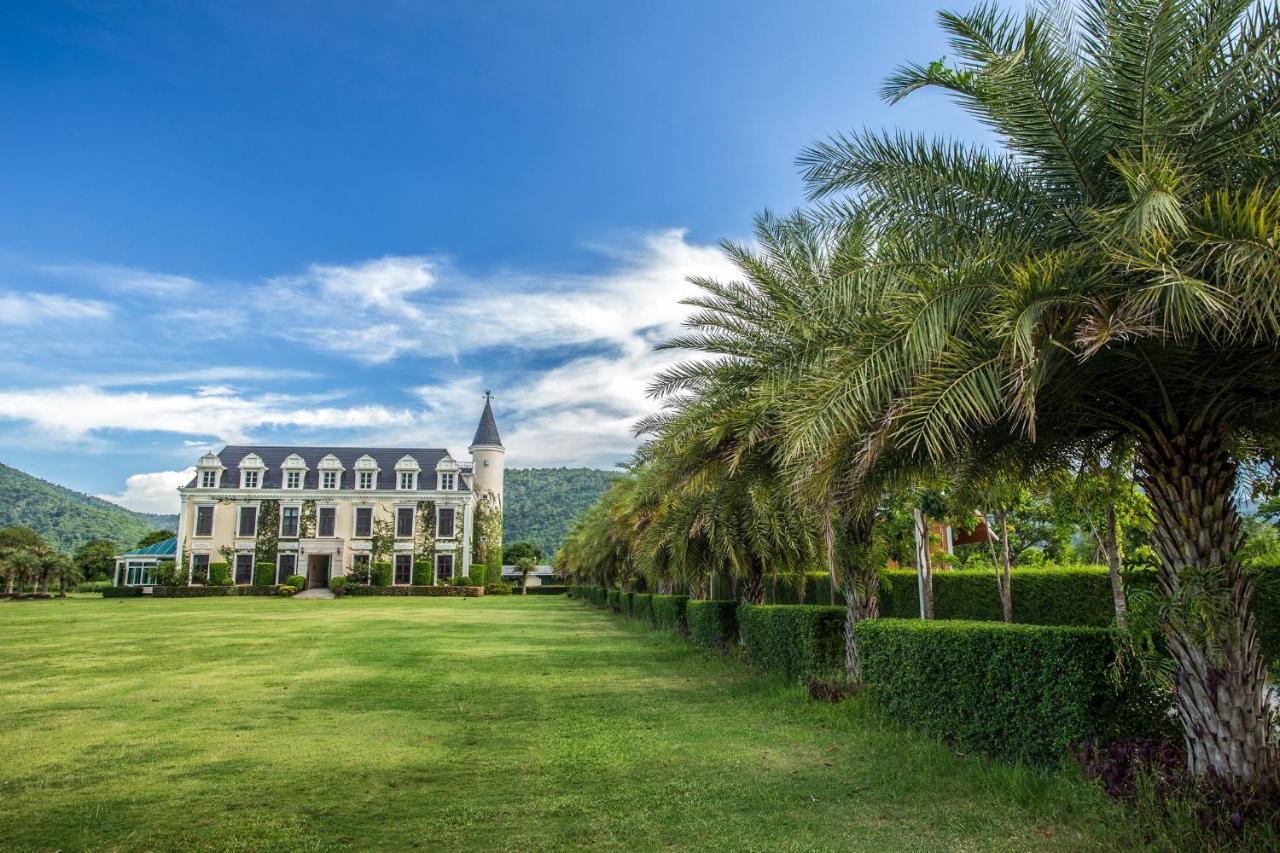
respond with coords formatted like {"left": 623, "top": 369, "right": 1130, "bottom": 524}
{"left": 396, "top": 507, "right": 414, "bottom": 538}
{"left": 317, "top": 506, "right": 336, "bottom": 537}
{"left": 276, "top": 553, "right": 297, "bottom": 585}
{"left": 285, "top": 470, "right": 302, "bottom": 489}
{"left": 194, "top": 505, "right": 214, "bottom": 537}
{"left": 243, "top": 469, "right": 260, "bottom": 489}
{"left": 322, "top": 471, "right": 338, "bottom": 490}
{"left": 351, "top": 553, "right": 370, "bottom": 583}
{"left": 234, "top": 554, "right": 254, "bottom": 585}
{"left": 200, "top": 469, "right": 217, "bottom": 488}
{"left": 354, "top": 507, "right": 373, "bottom": 537}
{"left": 238, "top": 505, "right": 258, "bottom": 537}
{"left": 437, "top": 507, "right": 456, "bottom": 538}
{"left": 191, "top": 554, "right": 209, "bottom": 584}
{"left": 438, "top": 473, "right": 455, "bottom": 490}
{"left": 125, "top": 560, "right": 155, "bottom": 586}
{"left": 280, "top": 506, "right": 300, "bottom": 537}
{"left": 358, "top": 471, "right": 375, "bottom": 490}
{"left": 436, "top": 553, "right": 454, "bottom": 581}
{"left": 394, "top": 554, "right": 413, "bottom": 585}
{"left": 399, "top": 471, "right": 415, "bottom": 490}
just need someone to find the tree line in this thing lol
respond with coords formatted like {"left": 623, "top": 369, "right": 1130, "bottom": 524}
{"left": 557, "top": 0, "right": 1280, "bottom": 787}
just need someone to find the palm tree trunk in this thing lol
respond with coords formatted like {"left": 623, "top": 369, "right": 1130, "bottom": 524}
{"left": 1103, "top": 502, "right": 1127, "bottom": 629}
{"left": 742, "top": 560, "right": 765, "bottom": 605}
{"left": 1137, "top": 423, "right": 1276, "bottom": 784}
{"left": 912, "top": 508, "right": 934, "bottom": 618}
{"left": 823, "top": 501, "right": 838, "bottom": 606}
{"left": 996, "top": 507, "right": 1014, "bottom": 623}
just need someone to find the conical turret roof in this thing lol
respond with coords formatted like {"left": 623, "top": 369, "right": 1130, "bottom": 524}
{"left": 471, "top": 394, "right": 503, "bottom": 448}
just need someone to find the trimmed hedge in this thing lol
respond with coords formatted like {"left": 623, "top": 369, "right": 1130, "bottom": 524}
{"left": 764, "top": 572, "right": 838, "bottom": 605}
{"left": 631, "top": 593, "right": 654, "bottom": 622}
{"left": 253, "top": 561, "right": 275, "bottom": 587}
{"left": 154, "top": 585, "right": 279, "bottom": 597}
{"left": 738, "top": 605, "right": 845, "bottom": 682}
{"left": 344, "top": 585, "right": 484, "bottom": 597}
{"left": 686, "top": 600, "right": 738, "bottom": 649}
{"left": 103, "top": 586, "right": 143, "bottom": 598}
{"left": 652, "top": 594, "right": 689, "bottom": 632}
{"left": 621, "top": 591, "right": 634, "bottom": 617}
{"left": 207, "top": 562, "right": 231, "bottom": 586}
{"left": 522, "top": 585, "right": 568, "bottom": 595}
{"left": 607, "top": 589, "right": 621, "bottom": 611}
{"left": 855, "top": 618, "right": 1170, "bottom": 765}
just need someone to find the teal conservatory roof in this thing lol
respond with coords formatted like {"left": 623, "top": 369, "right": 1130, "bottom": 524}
{"left": 117, "top": 537, "right": 177, "bottom": 558}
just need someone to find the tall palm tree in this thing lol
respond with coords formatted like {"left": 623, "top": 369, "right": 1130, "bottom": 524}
{"left": 799, "top": 0, "right": 1280, "bottom": 782}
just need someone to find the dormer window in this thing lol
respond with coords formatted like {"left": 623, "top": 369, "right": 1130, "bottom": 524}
{"left": 358, "top": 471, "right": 375, "bottom": 490}
{"left": 393, "top": 455, "right": 420, "bottom": 491}
{"left": 317, "top": 454, "right": 344, "bottom": 490}
{"left": 239, "top": 453, "right": 265, "bottom": 489}
{"left": 281, "top": 454, "right": 307, "bottom": 490}
{"left": 354, "top": 454, "right": 379, "bottom": 490}
{"left": 439, "top": 472, "right": 455, "bottom": 490}
{"left": 399, "top": 472, "right": 415, "bottom": 490}
{"left": 200, "top": 470, "right": 218, "bottom": 488}
{"left": 195, "top": 451, "right": 224, "bottom": 489}
{"left": 322, "top": 471, "right": 338, "bottom": 490}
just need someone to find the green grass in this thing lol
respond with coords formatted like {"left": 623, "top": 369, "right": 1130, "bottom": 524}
{"left": 0, "top": 596, "right": 1129, "bottom": 851}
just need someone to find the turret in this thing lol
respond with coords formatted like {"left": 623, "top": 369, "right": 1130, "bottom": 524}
{"left": 468, "top": 392, "right": 505, "bottom": 582}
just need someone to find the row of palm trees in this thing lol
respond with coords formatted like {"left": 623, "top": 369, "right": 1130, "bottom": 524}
{"left": 0, "top": 526, "right": 81, "bottom": 597}
{"left": 559, "top": 0, "right": 1280, "bottom": 785}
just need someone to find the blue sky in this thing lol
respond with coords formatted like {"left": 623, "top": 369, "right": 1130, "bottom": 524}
{"left": 0, "top": 0, "right": 985, "bottom": 513}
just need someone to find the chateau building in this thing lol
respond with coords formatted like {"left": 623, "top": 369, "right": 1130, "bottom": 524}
{"left": 169, "top": 397, "right": 505, "bottom": 589}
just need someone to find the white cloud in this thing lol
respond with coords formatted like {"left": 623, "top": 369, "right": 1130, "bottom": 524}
{"left": 0, "top": 291, "right": 112, "bottom": 325}
{"left": 97, "top": 469, "right": 193, "bottom": 515}
{"left": 0, "top": 385, "right": 417, "bottom": 443}
{"left": 40, "top": 262, "right": 199, "bottom": 297}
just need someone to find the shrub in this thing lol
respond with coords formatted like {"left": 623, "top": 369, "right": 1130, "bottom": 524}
{"left": 102, "top": 586, "right": 143, "bottom": 598}
{"left": 370, "top": 561, "right": 392, "bottom": 587}
{"left": 207, "top": 562, "right": 231, "bottom": 586}
{"left": 253, "top": 561, "right": 275, "bottom": 587}
{"left": 523, "top": 585, "right": 567, "bottom": 595}
{"left": 631, "top": 593, "right": 654, "bottom": 621}
{"left": 343, "top": 585, "right": 484, "bottom": 597}
{"left": 686, "top": 600, "right": 738, "bottom": 649}
{"left": 607, "top": 590, "right": 621, "bottom": 612}
{"left": 151, "top": 560, "right": 179, "bottom": 586}
{"left": 276, "top": 584, "right": 297, "bottom": 596}
{"left": 737, "top": 605, "right": 845, "bottom": 682}
{"left": 855, "top": 618, "right": 1171, "bottom": 765}
{"left": 765, "top": 572, "right": 837, "bottom": 605}
{"left": 150, "top": 585, "right": 278, "bottom": 597}
{"left": 621, "top": 591, "right": 635, "bottom": 617}
{"left": 74, "top": 580, "right": 114, "bottom": 593}
{"left": 328, "top": 575, "right": 347, "bottom": 591}
{"left": 485, "top": 582, "right": 512, "bottom": 595}
{"left": 651, "top": 595, "right": 689, "bottom": 632}
{"left": 284, "top": 574, "right": 306, "bottom": 591}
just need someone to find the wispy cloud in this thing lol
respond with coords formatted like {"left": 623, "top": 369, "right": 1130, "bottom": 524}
{"left": 40, "top": 261, "right": 200, "bottom": 297}
{"left": 0, "top": 291, "right": 112, "bottom": 325}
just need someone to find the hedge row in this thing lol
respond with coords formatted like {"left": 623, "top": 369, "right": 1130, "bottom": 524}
{"left": 737, "top": 604, "right": 845, "bottom": 682}
{"left": 686, "top": 600, "right": 738, "bottom": 649}
{"left": 521, "top": 585, "right": 568, "bottom": 595}
{"left": 652, "top": 594, "right": 689, "bottom": 631}
{"left": 343, "top": 585, "right": 484, "bottom": 597}
{"left": 631, "top": 593, "right": 654, "bottom": 622}
{"left": 104, "top": 585, "right": 283, "bottom": 598}
{"left": 856, "top": 619, "right": 1171, "bottom": 765}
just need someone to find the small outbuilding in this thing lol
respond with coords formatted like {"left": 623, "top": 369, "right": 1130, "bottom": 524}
{"left": 113, "top": 537, "right": 177, "bottom": 587}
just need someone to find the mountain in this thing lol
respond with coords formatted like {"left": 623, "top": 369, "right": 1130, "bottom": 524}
{"left": 503, "top": 467, "right": 619, "bottom": 558}
{"left": 0, "top": 461, "right": 177, "bottom": 553}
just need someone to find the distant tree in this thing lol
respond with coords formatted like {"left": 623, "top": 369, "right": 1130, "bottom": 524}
{"left": 49, "top": 553, "right": 80, "bottom": 597}
{"left": 1, "top": 526, "right": 49, "bottom": 596}
{"left": 135, "top": 529, "right": 175, "bottom": 549}
{"left": 515, "top": 554, "right": 537, "bottom": 595}
{"left": 503, "top": 541, "right": 543, "bottom": 565}
{"left": 74, "top": 540, "right": 117, "bottom": 581}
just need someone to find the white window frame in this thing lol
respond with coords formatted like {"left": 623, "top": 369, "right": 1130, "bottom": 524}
{"left": 193, "top": 503, "right": 215, "bottom": 538}
{"left": 435, "top": 553, "right": 454, "bottom": 582}
{"left": 284, "top": 470, "right": 303, "bottom": 490}
{"left": 352, "top": 505, "right": 374, "bottom": 538}
{"left": 237, "top": 504, "right": 259, "bottom": 537}
{"left": 199, "top": 469, "right": 218, "bottom": 488}
{"left": 438, "top": 472, "right": 455, "bottom": 491}
{"left": 241, "top": 469, "right": 261, "bottom": 489}
{"left": 276, "top": 552, "right": 298, "bottom": 585}
{"left": 279, "top": 504, "right": 301, "bottom": 538}
{"left": 398, "top": 471, "right": 416, "bottom": 490}
{"left": 321, "top": 470, "right": 338, "bottom": 490}
{"left": 393, "top": 553, "right": 414, "bottom": 586}
{"left": 316, "top": 505, "right": 337, "bottom": 538}
{"left": 357, "top": 471, "right": 375, "bottom": 490}
{"left": 436, "top": 506, "right": 456, "bottom": 539}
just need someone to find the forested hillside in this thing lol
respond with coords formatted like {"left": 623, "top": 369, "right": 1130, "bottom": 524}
{"left": 0, "top": 462, "right": 176, "bottom": 552}
{"left": 503, "top": 467, "right": 618, "bottom": 557}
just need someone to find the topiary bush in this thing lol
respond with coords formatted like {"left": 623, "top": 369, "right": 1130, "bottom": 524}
{"left": 631, "top": 593, "right": 654, "bottom": 622}
{"left": 253, "top": 561, "right": 275, "bottom": 587}
{"left": 855, "top": 618, "right": 1172, "bottom": 765}
{"left": 737, "top": 604, "right": 845, "bottom": 682}
{"left": 328, "top": 575, "right": 347, "bottom": 596}
{"left": 651, "top": 595, "right": 690, "bottom": 632}
{"left": 485, "top": 582, "right": 512, "bottom": 595}
{"left": 207, "top": 562, "right": 231, "bottom": 586}
{"left": 276, "top": 584, "right": 297, "bottom": 596}
{"left": 284, "top": 574, "right": 306, "bottom": 591}
{"left": 370, "top": 561, "right": 392, "bottom": 587}
{"left": 686, "top": 600, "right": 738, "bottom": 649}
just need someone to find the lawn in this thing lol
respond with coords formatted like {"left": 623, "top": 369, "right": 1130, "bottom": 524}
{"left": 1, "top": 596, "right": 1129, "bottom": 851}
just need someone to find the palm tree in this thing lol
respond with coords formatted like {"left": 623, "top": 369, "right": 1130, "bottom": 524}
{"left": 799, "top": 0, "right": 1280, "bottom": 781}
